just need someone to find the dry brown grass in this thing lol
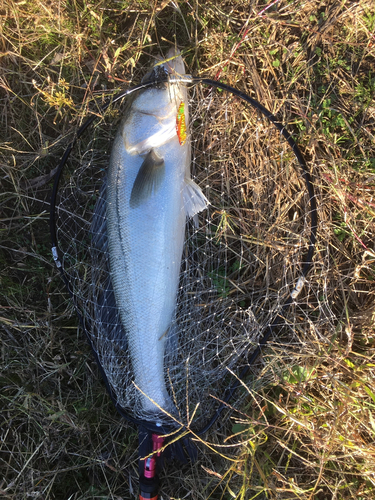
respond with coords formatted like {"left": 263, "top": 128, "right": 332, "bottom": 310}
{"left": 1, "top": 0, "right": 375, "bottom": 499}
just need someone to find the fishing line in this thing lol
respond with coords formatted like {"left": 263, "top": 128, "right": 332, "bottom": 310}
{"left": 50, "top": 74, "right": 317, "bottom": 442}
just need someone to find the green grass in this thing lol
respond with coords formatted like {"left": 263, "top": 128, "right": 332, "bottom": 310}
{"left": 1, "top": 0, "right": 375, "bottom": 499}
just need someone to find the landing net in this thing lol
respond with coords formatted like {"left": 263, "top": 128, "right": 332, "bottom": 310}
{"left": 53, "top": 81, "right": 324, "bottom": 430}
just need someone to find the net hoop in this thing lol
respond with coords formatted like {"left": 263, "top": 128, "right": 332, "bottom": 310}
{"left": 50, "top": 75, "right": 317, "bottom": 437}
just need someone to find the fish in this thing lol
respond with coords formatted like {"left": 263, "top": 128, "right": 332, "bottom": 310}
{"left": 105, "top": 48, "right": 208, "bottom": 421}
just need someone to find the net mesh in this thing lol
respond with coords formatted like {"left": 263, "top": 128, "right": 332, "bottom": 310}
{"left": 54, "top": 82, "right": 326, "bottom": 430}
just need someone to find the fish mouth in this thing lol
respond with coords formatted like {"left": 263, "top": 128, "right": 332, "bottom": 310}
{"left": 141, "top": 64, "right": 169, "bottom": 85}
{"left": 141, "top": 48, "right": 184, "bottom": 85}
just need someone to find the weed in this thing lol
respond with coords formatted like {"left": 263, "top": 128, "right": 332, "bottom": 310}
{"left": 1, "top": 1, "right": 375, "bottom": 499}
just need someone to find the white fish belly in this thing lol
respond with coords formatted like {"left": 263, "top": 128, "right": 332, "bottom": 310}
{"left": 106, "top": 132, "right": 188, "bottom": 416}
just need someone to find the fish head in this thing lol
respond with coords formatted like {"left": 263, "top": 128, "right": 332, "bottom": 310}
{"left": 122, "top": 49, "right": 189, "bottom": 155}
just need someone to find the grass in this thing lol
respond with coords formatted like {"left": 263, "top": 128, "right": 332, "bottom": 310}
{"left": 1, "top": 0, "right": 375, "bottom": 499}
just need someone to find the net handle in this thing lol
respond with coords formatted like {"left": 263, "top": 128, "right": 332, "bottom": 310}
{"left": 49, "top": 75, "right": 317, "bottom": 437}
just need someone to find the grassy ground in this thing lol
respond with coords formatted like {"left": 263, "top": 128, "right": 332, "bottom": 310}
{"left": 1, "top": 0, "right": 375, "bottom": 499}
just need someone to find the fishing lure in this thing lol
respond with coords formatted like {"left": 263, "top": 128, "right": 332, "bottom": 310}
{"left": 176, "top": 101, "right": 187, "bottom": 145}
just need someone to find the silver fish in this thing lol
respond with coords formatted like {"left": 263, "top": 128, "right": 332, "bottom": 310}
{"left": 106, "top": 49, "right": 208, "bottom": 420}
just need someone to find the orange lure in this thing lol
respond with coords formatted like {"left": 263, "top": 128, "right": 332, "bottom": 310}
{"left": 176, "top": 101, "right": 187, "bottom": 145}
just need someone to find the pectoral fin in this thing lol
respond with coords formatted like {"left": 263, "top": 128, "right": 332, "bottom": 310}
{"left": 183, "top": 178, "right": 209, "bottom": 219}
{"left": 130, "top": 149, "right": 165, "bottom": 208}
